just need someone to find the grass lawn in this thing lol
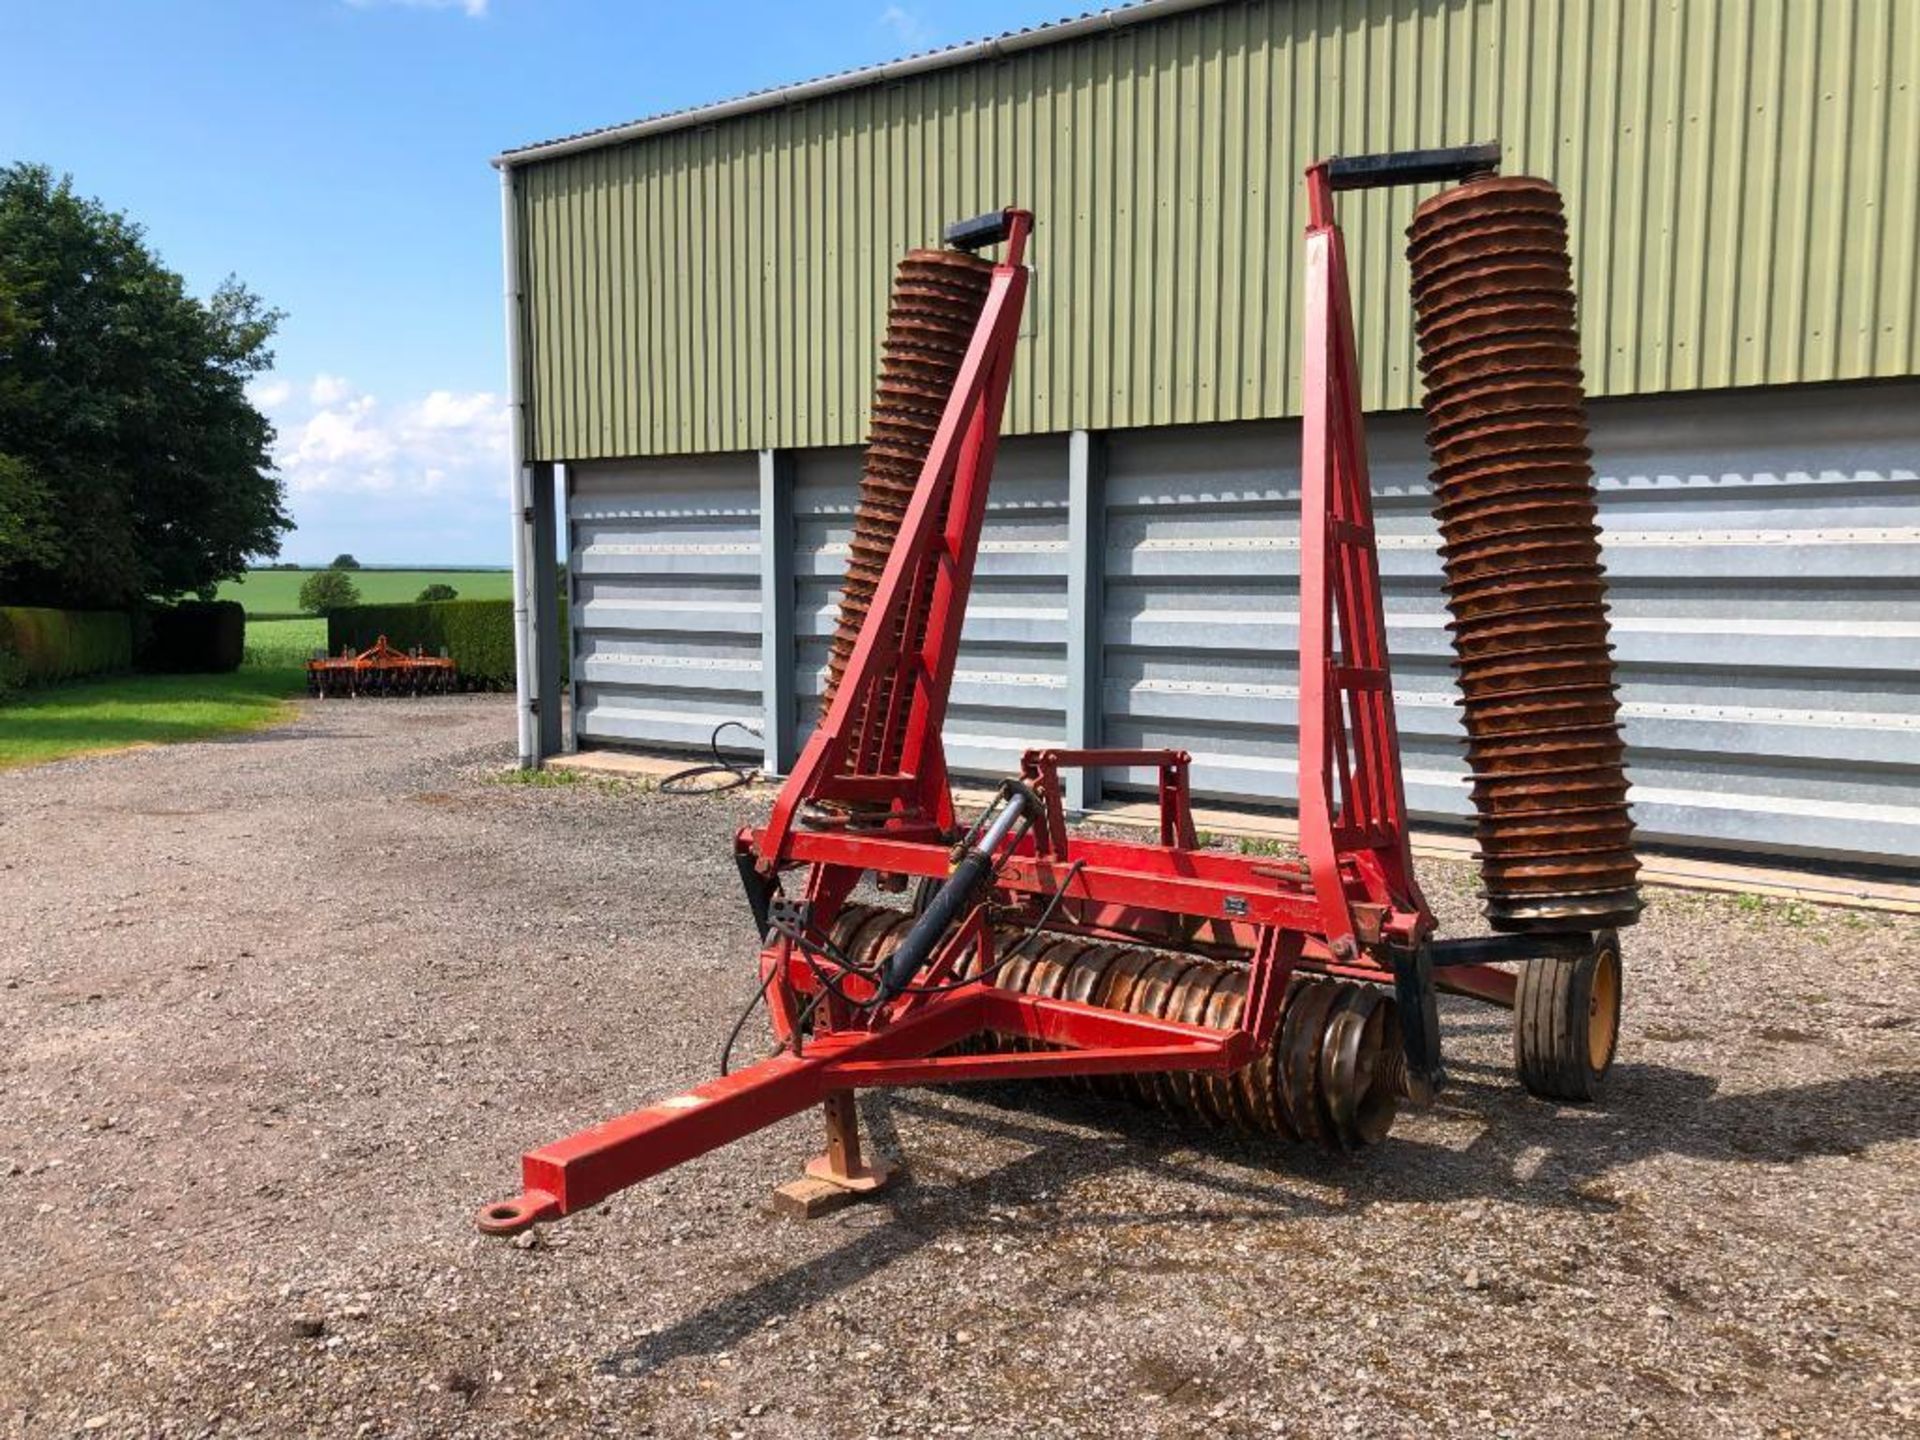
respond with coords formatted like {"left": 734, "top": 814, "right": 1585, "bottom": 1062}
{"left": 218, "top": 568, "right": 510, "bottom": 616}
{"left": 0, "top": 617, "right": 323, "bottom": 772}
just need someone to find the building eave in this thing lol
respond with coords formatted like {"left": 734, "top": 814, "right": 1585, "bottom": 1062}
{"left": 491, "top": 0, "right": 1224, "bottom": 169}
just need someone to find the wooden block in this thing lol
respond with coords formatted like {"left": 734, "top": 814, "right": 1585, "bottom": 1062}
{"left": 770, "top": 1174, "right": 866, "bottom": 1220}
{"left": 770, "top": 1160, "right": 901, "bottom": 1220}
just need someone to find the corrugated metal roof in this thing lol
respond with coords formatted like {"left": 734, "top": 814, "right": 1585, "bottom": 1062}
{"left": 494, "top": 0, "right": 1220, "bottom": 166}
{"left": 510, "top": 0, "right": 1920, "bottom": 460}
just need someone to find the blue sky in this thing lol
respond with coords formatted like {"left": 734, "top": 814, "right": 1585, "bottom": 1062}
{"left": 1, "top": 0, "right": 1071, "bottom": 565}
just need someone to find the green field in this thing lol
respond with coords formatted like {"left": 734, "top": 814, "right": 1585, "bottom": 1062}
{"left": 218, "top": 568, "right": 511, "bottom": 616}
{"left": 243, "top": 616, "right": 328, "bottom": 668}
{"left": 0, "top": 616, "right": 322, "bottom": 772}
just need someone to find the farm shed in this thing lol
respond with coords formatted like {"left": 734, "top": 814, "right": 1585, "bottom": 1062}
{"left": 496, "top": 0, "right": 1920, "bottom": 871}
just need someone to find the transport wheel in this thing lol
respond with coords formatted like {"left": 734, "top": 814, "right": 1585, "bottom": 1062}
{"left": 1514, "top": 930, "right": 1621, "bottom": 1102}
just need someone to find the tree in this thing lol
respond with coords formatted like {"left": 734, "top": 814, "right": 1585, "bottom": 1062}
{"left": 299, "top": 569, "right": 361, "bottom": 615}
{"left": 0, "top": 164, "right": 289, "bottom": 609}
{"left": 0, "top": 453, "right": 59, "bottom": 579}
{"left": 416, "top": 583, "right": 458, "bottom": 602}
{"left": 330, "top": 553, "right": 361, "bottom": 571}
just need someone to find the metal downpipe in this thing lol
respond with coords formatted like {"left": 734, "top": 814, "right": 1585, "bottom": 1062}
{"left": 500, "top": 165, "right": 538, "bottom": 769}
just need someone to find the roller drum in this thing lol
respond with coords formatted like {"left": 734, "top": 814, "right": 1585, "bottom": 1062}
{"left": 1407, "top": 176, "right": 1640, "bottom": 932}
{"left": 821, "top": 248, "right": 994, "bottom": 775}
{"left": 825, "top": 905, "right": 1402, "bottom": 1151}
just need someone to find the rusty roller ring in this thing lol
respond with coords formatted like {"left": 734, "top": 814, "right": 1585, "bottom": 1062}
{"left": 1414, "top": 173, "right": 1638, "bottom": 937}
{"left": 1160, "top": 965, "right": 1226, "bottom": 1120}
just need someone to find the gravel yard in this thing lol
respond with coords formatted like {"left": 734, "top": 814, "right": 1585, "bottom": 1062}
{"left": 1, "top": 695, "right": 1915, "bottom": 1439}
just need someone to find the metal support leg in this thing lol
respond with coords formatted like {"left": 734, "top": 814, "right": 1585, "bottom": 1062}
{"left": 1392, "top": 944, "right": 1446, "bottom": 1104}
{"left": 775, "top": 1091, "right": 899, "bottom": 1220}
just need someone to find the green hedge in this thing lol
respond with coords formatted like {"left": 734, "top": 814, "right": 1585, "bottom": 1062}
{"left": 0, "top": 606, "right": 133, "bottom": 687}
{"left": 327, "top": 599, "right": 523, "bottom": 690}
{"left": 140, "top": 600, "right": 246, "bottom": 673}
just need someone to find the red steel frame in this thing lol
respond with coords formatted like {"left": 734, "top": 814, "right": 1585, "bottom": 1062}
{"left": 479, "top": 174, "right": 1493, "bottom": 1236}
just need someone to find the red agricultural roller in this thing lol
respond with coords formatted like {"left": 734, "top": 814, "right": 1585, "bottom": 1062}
{"left": 479, "top": 146, "right": 1638, "bottom": 1235}
{"left": 307, "top": 635, "right": 457, "bottom": 698}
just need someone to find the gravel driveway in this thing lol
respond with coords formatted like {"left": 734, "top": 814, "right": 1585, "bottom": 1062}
{"left": 1, "top": 695, "right": 1915, "bottom": 1439}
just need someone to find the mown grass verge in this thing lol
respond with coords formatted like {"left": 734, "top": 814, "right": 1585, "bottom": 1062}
{"left": 0, "top": 616, "right": 321, "bottom": 772}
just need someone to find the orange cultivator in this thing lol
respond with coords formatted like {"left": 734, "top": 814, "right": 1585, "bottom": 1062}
{"left": 306, "top": 636, "right": 458, "bottom": 698}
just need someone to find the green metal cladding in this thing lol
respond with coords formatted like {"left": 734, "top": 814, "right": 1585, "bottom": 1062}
{"left": 511, "top": 0, "right": 1920, "bottom": 462}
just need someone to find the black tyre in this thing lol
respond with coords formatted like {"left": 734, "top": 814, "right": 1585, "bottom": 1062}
{"left": 1514, "top": 930, "right": 1621, "bottom": 1101}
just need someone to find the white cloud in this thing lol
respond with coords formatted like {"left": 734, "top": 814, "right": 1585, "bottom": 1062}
{"left": 241, "top": 373, "right": 512, "bottom": 562}
{"left": 256, "top": 374, "right": 508, "bottom": 500}
{"left": 308, "top": 373, "right": 352, "bottom": 407}
{"left": 878, "top": 5, "right": 933, "bottom": 51}
{"left": 344, "top": 0, "right": 488, "bottom": 18}
{"left": 414, "top": 388, "right": 503, "bottom": 431}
